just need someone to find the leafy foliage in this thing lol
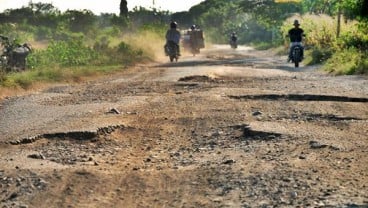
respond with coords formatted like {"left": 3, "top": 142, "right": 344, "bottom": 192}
{"left": 240, "top": 0, "right": 302, "bottom": 27}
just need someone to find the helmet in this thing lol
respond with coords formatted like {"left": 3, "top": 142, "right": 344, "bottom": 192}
{"left": 170, "top": 21, "right": 177, "bottom": 29}
{"left": 293, "top": 19, "right": 300, "bottom": 26}
{"left": 190, "top": 25, "right": 196, "bottom": 30}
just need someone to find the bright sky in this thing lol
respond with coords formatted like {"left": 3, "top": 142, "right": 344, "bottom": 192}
{"left": 0, "top": 0, "right": 205, "bottom": 14}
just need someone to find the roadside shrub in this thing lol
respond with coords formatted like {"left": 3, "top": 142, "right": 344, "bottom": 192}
{"left": 28, "top": 38, "right": 98, "bottom": 68}
{"left": 304, "top": 46, "right": 333, "bottom": 65}
{"left": 35, "top": 26, "right": 52, "bottom": 41}
{"left": 111, "top": 41, "right": 144, "bottom": 65}
{"left": 323, "top": 48, "right": 368, "bottom": 75}
{"left": 338, "top": 28, "right": 368, "bottom": 50}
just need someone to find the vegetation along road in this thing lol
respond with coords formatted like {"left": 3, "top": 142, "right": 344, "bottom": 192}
{"left": 0, "top": 45, "right": 367, "bottom": 207}
{"left": 1, "top": 0, "right": 368, "bottom": 207}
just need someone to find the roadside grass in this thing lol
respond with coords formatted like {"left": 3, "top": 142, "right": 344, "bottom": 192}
{"left": 323, "top": 48, "right": 368, "bottom": 75}
{"left": 1, "top": 65, "right": 123, "bottom": 89}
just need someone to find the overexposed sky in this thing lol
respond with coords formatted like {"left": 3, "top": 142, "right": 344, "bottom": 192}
{"left": 0, "top": 0, "right": 205, "bottom": 14}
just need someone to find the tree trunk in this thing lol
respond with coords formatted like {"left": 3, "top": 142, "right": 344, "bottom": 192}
{"left": 337, "top": 5, "right": 341, "bottom": 38}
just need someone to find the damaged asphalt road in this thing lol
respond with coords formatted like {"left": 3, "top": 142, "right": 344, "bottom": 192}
{"left": 0, "top": 45, "right": 368, "bottom": 207}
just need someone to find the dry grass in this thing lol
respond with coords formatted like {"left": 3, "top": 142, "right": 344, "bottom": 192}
{"left": 123, "top": 30, "right": 166, "bottom": 62}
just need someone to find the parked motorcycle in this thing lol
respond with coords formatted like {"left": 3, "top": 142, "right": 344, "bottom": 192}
{"left": 165, "top": 41, "right": 179, "bottom": 62}
{"left": 0, "top": 35, "right": 31, "bottom": 71}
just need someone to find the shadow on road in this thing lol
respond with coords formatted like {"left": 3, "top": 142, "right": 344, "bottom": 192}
{"left": 228, "top": 94, "right": 368, "bottom": 103}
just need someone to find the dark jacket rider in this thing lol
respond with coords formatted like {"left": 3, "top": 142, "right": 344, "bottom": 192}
{"left": 230, "top": 32, "right": 237, "bottom": 42}
{"left": 288, "top": 20, "right": 304, "bottom": 61}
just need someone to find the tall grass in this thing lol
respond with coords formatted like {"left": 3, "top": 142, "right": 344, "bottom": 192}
{"left": 323, "top": 48, "right": 368, "bottom": 75}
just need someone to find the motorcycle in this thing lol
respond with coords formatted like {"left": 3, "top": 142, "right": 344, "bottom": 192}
{"left": 230, "top": 39, "right": 237, "bottom": 49}
{"left": 0, "top": 36, "right": 32, "bottom": 71}
{"left": 290, "top": 44, "right": 303, "bottom": 68}
{"left": 190, "top": 45, "right": 200, "bottom": 56}
{"left": 164, "top": 41, "right": 179, "bottom": 62}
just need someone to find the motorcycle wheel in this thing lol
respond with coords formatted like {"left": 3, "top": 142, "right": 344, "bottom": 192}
{"left": 295, "top": 61, "right": 299, "bottom": 68}
{"left": 293, "top": 47, "right": 301, "bottom": 68}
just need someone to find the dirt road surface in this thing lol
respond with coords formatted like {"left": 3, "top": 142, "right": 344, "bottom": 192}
{"left": 1, "top": 45, "right": 368, "bottom": 208}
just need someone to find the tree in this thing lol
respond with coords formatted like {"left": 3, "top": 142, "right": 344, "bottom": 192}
{"left": 240, "top": 0, "right": 301, "bottom": 28}
{"left": 64, "top": 9, "right": 96, "bottom": 32}
{"left": 120, "top": 0, "right": 128, "bottom": 18}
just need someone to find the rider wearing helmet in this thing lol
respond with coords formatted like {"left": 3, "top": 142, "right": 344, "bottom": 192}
{"left": 165, "top": 21, "right": 181, "bottom": 56}
{"left": 287, "top": 20, "right": 305, "bottom": 62}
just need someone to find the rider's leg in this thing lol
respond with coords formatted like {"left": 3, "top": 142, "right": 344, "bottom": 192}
{"left": 177, "top": 44, "right": 181, "bottom": 56}
{"left": 288, "top": 45, "right": 294, "bottom": 62}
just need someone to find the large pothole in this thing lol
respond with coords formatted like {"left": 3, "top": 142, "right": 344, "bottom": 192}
{"left": 8, "top": 125, "right": 125, "bottom": 145}
{"left": 21, "top": 125, "right": 130, "bottom": 165}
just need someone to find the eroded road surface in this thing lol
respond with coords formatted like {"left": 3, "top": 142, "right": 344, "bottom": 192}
{"left": 1, "top": 45, "right": 368, "bottom": 207}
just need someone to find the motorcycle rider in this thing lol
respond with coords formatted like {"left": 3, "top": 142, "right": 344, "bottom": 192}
{"left": 188, "top": 24, "right": 205, "bottom": 54}
{"left": 230, "top": 32, "right": 237, "bottom": 42}
{"left": 287, "top": 20, "right": 305, "bottom": 62}
{"left": 165, "top": 21, "right": 181, "bottom": 56}
{"left": 230, "top": 32, "right": 237, "bottom": 47}
{"left": 189, "top": 25, "right": 198, "bottom": 53}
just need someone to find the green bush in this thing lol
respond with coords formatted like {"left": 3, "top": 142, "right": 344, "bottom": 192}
{"left": 304, "top": 46, "right": 333, "bottom": 65}
{"left": 323, "top": 48, "right": 368, "bottom": 75}
{"left": 35, "top": 26, "right": 52, "bottom": 41}
{"left": 338, "top": 29, "right": 368, "bottom": 50}
{"left": 28, "top": 38, "right": 98, "bottom": 68}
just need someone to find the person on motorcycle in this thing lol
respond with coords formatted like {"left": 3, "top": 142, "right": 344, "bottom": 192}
{"left": 165, "top": 21, "right": 181, "bottom": 56}
{"left": 189, "top": 25, "right": 197, "bottom": 50}
{"left": 287, "top": 20, "right": 305, "bottom": 62}
{"left": 188, "top": 24, "right": 205, "bottom": 54}
{"left": 230, "top": 32, "right": 237, "bottom": 47}
{"left": 230, "top": 32, "right": 237, "bottom": 42}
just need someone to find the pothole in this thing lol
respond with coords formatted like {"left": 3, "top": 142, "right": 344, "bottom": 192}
{"left": 228, "top": 94, "right": 368, "bottom": 103}
{"left": 8, "top": 125, "right": 126, "bottom": 145}
{"left": 178, "top": 75, "right": 215, "bottom": 82}
{"left": 193, "top": 124, "right": 283, "bottom": 152}
{"left": 277, "top": 113, "right": 364, "bottom": 122}
{"left": 230, "top": 124, "right": 282, "bottom": 141}
{"left": 13, "top": 125, "right": 130, "bottom": 165}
